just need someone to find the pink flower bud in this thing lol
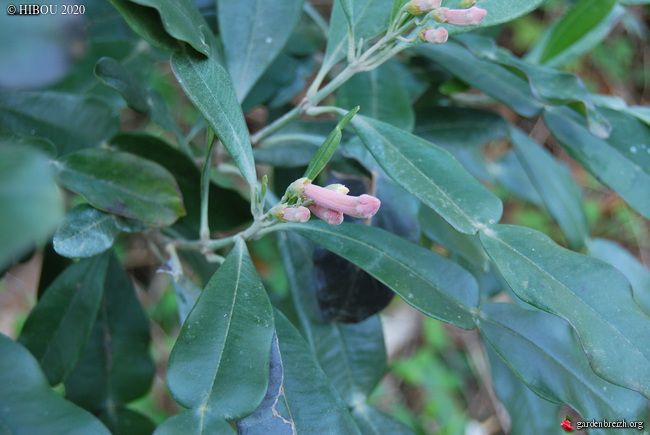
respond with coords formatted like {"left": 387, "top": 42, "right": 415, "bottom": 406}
{"left": 303, "top": 183, "right": 381, "bottom": 219}
{"left": 406, "top": 0, "right": 442, "bottom": 15}
{"left": 434, "top": 6, "right": 487, "bottom": 27}
{"left": 419, "top": 27, "right": 448, "bottom": 44}
{"left": 282, "top": 206, "right": 311, "bottom": 223}
{"left": 308, "top": 204, "right": 344, "bottom": 225}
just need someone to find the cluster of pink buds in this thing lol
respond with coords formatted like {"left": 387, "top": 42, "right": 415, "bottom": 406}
{"left": 274, "top": 178, "right": 381, "bottom": 226}
{"left": 405, "top": 0, "right": 487, "bottom": 46}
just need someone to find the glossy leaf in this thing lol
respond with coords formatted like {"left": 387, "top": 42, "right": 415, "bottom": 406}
{"left": 53, "top": 204, "right": 121, "bottom": 258}
{"left": 218, "top": 0, "right": 304, "bottom": 101}
{"left": 509, "top": 127, "right": 589, "bottom": 249}
{"left": 351, "top": 115, "right": 503, "bottom": 234}
{"left": 543, "top": 107, "right": 650, "bottom": 218}
{"left": 537, "top": 0, "right": 618, "bottom": 64}
{"left": 413, "top": 107, "right": 509, "bottom": 149}
{"left": 304, "top": 106, "right": 359, "bottom": 180}
{"left": 0, "top": 91, "right": 120, "bottom": 155}
{"left": 154, "top": 410, "right": 234, "bottom": 435}
{"left": 418, "top": 43, "right": 542, "bottom": 117}
{"left": 171, "top": 49, "right": 257, "bottom": 186}
{"left": 19, "top": 253, "right": 111, "bottom": 385}
{"left": 588, "top": 238, "right": 650, "bottom": 316}
{"left": 485, "top": 345, "right": 560, "bottom": 435}
{"left": 126, "top": 0, "right": 210, "bottom": 56}
{"left": 54, "top": 148, "right": 186, "bottom": 227}
{"left": 337, "top": 62, "right": 414, "bottom": 131}
{"left": 0, "top": 145, "right": 64, "bottom": 270}
{"left": 236, "top": 333, "right": 294, "bottom": 434}
{"left": 480, "top": 225, "right": 650, "bottom": 397}
{"left": 167, "top": 239, "right": 275, "bottom": 419}
{"left": 108, "top": 0, "right": 180, "bottom": 52}
{"left": 95, "top": 57, "right": 149, "bottom": 112}
{"left": 283, "top": 221, "right": 479, "bottom": 329}
{"left": 480, "top": 303, "right": 648, "bottom": 428}
{"left": 322, "top": 0, "right": 392, "bottom": 75}
{"left": 0, "top": 334, "right": 110, "bottom": 435}
{"left": 274, "top": 310, "right": 361, "bottom": 434}
{"left": 65, "top": 255, "right": 154, "bottom": 413}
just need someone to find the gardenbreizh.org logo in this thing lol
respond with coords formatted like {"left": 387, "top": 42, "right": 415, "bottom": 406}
{"left": 561, "top": 416, "right": 646, "bottom": 431}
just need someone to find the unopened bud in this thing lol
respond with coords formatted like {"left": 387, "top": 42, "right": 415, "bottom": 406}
{"left": 458, "top": 0, "right": 476, "bottom": 8}
{"left": 434, "top": 6, "right": 487, "bottom": 27}
{"left": 406, "top": 0, "right": 443, "bottom": 15}
{"left": 325, "top": 183, "right": 350, "bottom": 194}
{"left": 282, "top": 206, "right": 311, "bottom": 223}
{"left": 419, "top": 27, "right": 448, "bottom": 44}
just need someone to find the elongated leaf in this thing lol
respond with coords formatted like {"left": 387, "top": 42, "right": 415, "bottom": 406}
{"left": 218, "top": 0, "right": 304, "bottom": 101}
{"left": 283, "top": 221, "right": 478, "bottom": 329}
{"left": 95, "top": 57, "right": 149, "bottom": 112}
{"left": 171, "top": 49, "right": 257, "bottom": 186}
{"left": 0, "top": 145, "right": 64, "bottom": 270}
{"left": 98, "top": 407, "right": 155, "bottom": 435}
{"left": 237, "top": 333, "right": 294, "bottom": 434}
{"left": 0, "top": 335, "right": 110, "bottom": 435}
{"left": 19, "top": 253, "right": 111, "bottom": 385}
{"left": 322, "top": 0, "right": 392, "bottom": 75}
{"left": 108, "top": 0, "right": 180, "bottom": 52}
{"left": 53, "top": 204, "right": 121, "bottom": 258}
{"left": 352, "top": 115, "right": 502, "bottom": 234}
{"left": 147, "top": 89, "right": 188, "bottom": 149}
{"left": 353, "top": 403, "right": 414, "bottom": 435}
{"left": 417, "top": 43, "right": 542, "bottom": 117}
{"left": 126, "top": 0, "right": 210, "bottom": 56}
{"left": 480, "top": 303, "right": 648, "bottom": 430}
{"left": 155, "top": 410, "right": 234, "bottom": 435}
{"left": 338, "top": 62, "right": 414, "bottom": 131}
{"left": 413, "top": 107, "right": 509, "bottom": 149}
{"left": 65, "top": 255, "right": 154, "bottom": 413}
{"left": 509, "top": 128, "right": 589, "bottom": 249}
{"left": 543, "top": 107, "right": 650, "bottom": 218}
{"left": 480, "top": 225, "right": 650, "bottom": 397}
{"left": 274, "top": 310, "right": 361, "bottom": 434}
{"left": 456, "top": 0, "right": 545, "bottom": 33}
{"left": 54, "top": 148, "right": 186, "bottom": 227}
{"left": 304, "top": 106, "right": 358, "bottom": 180}
{"left": 588, "top": 238, "right": 650, "bottom": 316}
{"left": 491, "top": 151, "right": 543, "bottom": 205}
{"left": 167, "top": 239, "right": 274, "bottom": 419}
{"left": 538, "top": 0, "right": 617, "bottom": 64}
{"left": 485, "top": 345, "right": 560, "bottom": 435}
{"left": 0, "top": 91, "right": 120, "bottom": 155}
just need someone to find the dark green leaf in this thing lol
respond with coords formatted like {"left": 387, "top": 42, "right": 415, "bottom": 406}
{"left": 353, "top": 404, "right": 414, "bottom": 435}
{"left": 444, "top": 0, "right": 546, "bottom": 35}
{"left": 480, "top": 303, "right": 648, "bottom": 429}
{"left": 98, "top": 407, "right": 156, "bottom": 435}
{"left": 485, "top": 345, "right": 560, "bottom": 435}
{"left": 0, "top": 131, "right": 57, "bottom": 157}
{"left": 0, "top": 91, "right": 120, "bottom": 155}
{"left": 95, "top": 57, "right": 149, "bottom": 112}
{"left": 538, "top": 0, "right": 618, "bottom": 64}
{"left": 283, "top": 221, "right": 479, "bottom": 329}
{"left": 54, "top": 148, "right": 186, "bottom": 227}
{"left": 147, "top": 89, "right": 188, "bottom": 150}
{"left": 543, "top": 107, "right": 650, "bottom": 218}
{"left": 417, "top": 43, "right": 542, "bottom": 117}
{"left": 274, "top": 310, "right": 361, "bottom": 434}
{"left": 303, "top": 106, "right": 359, "bottom": 180}
{"left": 218, "top": 0, "right": 304, "bottom": 101}
{"left": 154, "top": 410, "right": 234, "bottom": 435}
{"left": 0, "top": 334, "right": 110, "bottom": 434}
{"left": 480, "top": 225, "right": 650, "bottom": 397}
{"left": 108, "top": 0, "right": 180, "bottom": 52}
{"left": 171, "top": 49, "right": 257, "bottom": 186}
{"left": 65, "top": 254, "right": 154, "bottom": 411}
{"left": 236, "top": 333, "right": 294, "bottom": 434}
{"left": 491, "top": 151, "right": 543, "bottom": 205}
{"left": 352, "top": 115, "right": 503, "bottom": 234}
{"left": 588, "top": 238, "right": 650, "bottom": 316}
{"left": 19, "top": 253, "right": 111, "bottom": 385}
{"left": 126, "top": 0, "right": 211, "bottom": 56}
{"left": 167, "top": 239, "right": 275, "bottom": 419}
{"left": 53, "top": 204, "right": 121, "bottom": 258}
{"left": 413, "top": 107, "right": 509, "bottom": 149}
{"left": 338, "top": 63, "right": 414, "bottom": 131}
{"left": 0, "top": 145, "right": 64, "bottom": 270}
{"left": 509, "top": 127, "right": 589, "bottom": 249}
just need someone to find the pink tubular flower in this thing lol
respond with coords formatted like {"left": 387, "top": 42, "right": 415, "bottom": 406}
{"left": 308, "top": 204, "right": 344, "bottom": 225}
{"left": 282, "top": 206, "right": 311, "bottom": 223}
{"left": 302, "top": 183, "right": 381, "bottom": 219}
{"left": 434, "top": 6, "right": 487, "bottom": 27}
{"left": 419, "top": 27, "right": 448, "bottom": 44}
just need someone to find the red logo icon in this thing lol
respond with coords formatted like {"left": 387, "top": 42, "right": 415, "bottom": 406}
{"left": 561, "top": 417, "right": 575, "bottom": 432}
